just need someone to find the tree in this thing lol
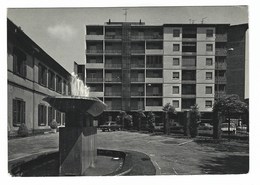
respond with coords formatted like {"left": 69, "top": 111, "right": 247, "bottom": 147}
{"left": 146, "top": 112, "right": 155, "bottom": 132}
{"left": 118, "top": 111, "right": 127, "bottom": 129}
{"left": 189, "top": 104, "right": 201, "bottom": 138}
{"left": 162, "top": 103, "right": 176, "bottom": 135}
{"left": 124, "top": 114, "right": 133, "bottom": 129}
{"left": 213, "top": 94, "right": 248, "bottom": 139}
{"left": 136, "top": 110, "right": 146, "bottom": 131}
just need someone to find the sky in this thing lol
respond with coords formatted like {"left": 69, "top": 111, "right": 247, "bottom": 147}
{"left": 7, "top": 6, "right": 248, "bottom": 74}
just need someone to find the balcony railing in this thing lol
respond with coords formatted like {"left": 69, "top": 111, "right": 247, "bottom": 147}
{"left": 146, "top": 64, "right": 163, "bottom": 68}
{"left": 182, "top": 52, "right": 197, "bottom": 56}
{"left": 86, "top": 78, "right": 103, "bottom": 82}
{"left": 131, "top": 63, "right": 145, "bottom": 68}
{"left": 215, "top": 62, "right": 227, "bottom": 70}
{"left": 215, "top": 34, "right": 227, "bottom": 42}
{"left": 131, "top": 92, "right": 144, "bottom": 96}
{"left": 146, "top": 92, "right": 162, "bottom": 96}
{"left": 215, "top": 77, "right": 227, "bottom": 84}
{"left": 215, "top": 91, "right": 226, "bottom": 98}
{"left": 105, "top": 35, "right": 122, "bottom": 39}
{"left": 86, "top": 49, "right": 103, "bottom": 54}
{"left": 144, "top": 35, "right": 163, "bottom": 39}
{"left": 130, "top": 105, "right": 144, "bottom": 110}
{"left": 131, "top": 49, "right": 145, "bottom": 54}
{"left": 131, "top": 78, "right": 145, "bottom": 82}
{"left": 105, "top": 50, "right": 122, "bottom": 54}
{"left": 215, "top": 48, "right": 227, "bottom": 56}
{"left": 105, "top": 92, "right": 122, "bottom": 96}
{"left": 105, "top": 78, "right": 121, "bottom": 82}
{"left": 105, "top": 63, "right": 122, "bottom": 68}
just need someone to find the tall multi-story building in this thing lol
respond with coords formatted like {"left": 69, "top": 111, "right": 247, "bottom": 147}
{"left": 7, "top": 19, "right": 71, "bottom": 135}
{"left": 82, "top": 21, "right": 246, "bottom": 122}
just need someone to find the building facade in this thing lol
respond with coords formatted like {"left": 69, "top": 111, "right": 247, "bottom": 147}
{"left": 226, "top": 24, "right": 248, "bottom": 101}
{"left": 82, "top": 21, "right": 246, "bottom": 122}
{"left": 7, "top": 19, "right": 71, "bottom": 135}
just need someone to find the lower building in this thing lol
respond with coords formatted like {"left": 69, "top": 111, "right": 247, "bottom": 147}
{"left": 7, "top": 19, "right": 71, "bottom": 135}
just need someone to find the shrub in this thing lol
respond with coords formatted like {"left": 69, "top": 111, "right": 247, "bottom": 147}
{"left": 17, "top": 123, "right": 29, "bottom": 137}
{"left": 49, "top": 119, "right": 58, "bottom": 129}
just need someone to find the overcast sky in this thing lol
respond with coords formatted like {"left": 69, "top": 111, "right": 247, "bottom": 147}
{"left": 7, "top": 6, "right": 248, "bottom": 73}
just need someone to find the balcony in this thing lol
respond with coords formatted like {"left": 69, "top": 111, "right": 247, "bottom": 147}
{"left": 146, "top": 64, "right": 163, "bottom": 68}
{"left": 86, "top": 49, "right": 103, "bottom": 54}
{"left": 215, "top": 62, "right": 227, "bottom": 70}
{"left": 182, "top": 38, "right": 197, "bottom": 42}
{"left": 105, "top": 50, "right": 122, "bottom": 54}
{"left": 215, "top": 34, "right": 227, "bottom": 42}
{"left": 131, "top": 49, "right": 145, "bottom": 54}
{"left": 105, "top": 77, "right": 122, "bottom": 83}
{"left": 181, "top": 80, "right": 196, "bottom": 84}
{"left": 131, "top": 35, "right": 145, "bottom": 40}
{"left": 131, "top": 91, "right": 144, "bottom": 96}
{"left": 131, "top": 78, "right": 145, "bottom": 82}
{"left": 86, "top": 78, "right": 103, "bottom": 82}
{"left": 105, "top": 35, "right": 122, "bottom": 39}
{"left": 144, "top": 35, "right": 163, "bottom": 40}
{"left": 131, "top": 104, "right": 145, "bottom": 110}
{"left": 215, "top": 77, "right": 227, "bottom": 84}
{"left": 105, "top": 63, "right": 122, "bottom": 69}
{"left": 105, "top": 91, "right": 122, "bottom": 96}
{"left": 131, "top": 63, "right": 145, "bottom": 68}
{"left": 215, "top": 48, "right": 227, "bottom": 56}
{"left": 146, "top": 92, "right": 162, "bottom": 97}
{"left": 215, "top": 91, "right": 226, "bottom": 98}
{"left": 182, "top": 52, "right": 197, "bottom": 56}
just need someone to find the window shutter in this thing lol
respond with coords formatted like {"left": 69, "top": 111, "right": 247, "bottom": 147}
{"left": 13, "top": 54, "right": 18, "bottom": 73}
{"left": 13, "top": 99, "right": 17, "bottom": 126}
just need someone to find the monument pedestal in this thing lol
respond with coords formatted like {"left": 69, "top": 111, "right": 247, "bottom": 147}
{"left": 59, "top": 127, "right": 97, "bottom": 176}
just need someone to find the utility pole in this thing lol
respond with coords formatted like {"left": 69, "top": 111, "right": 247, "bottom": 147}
{"left": 123, "top": 8, "right": 128, "bottom": 22}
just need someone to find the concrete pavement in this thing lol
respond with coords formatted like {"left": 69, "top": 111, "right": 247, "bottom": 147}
{"left": 8, "top": 130, "right": 249, "bottom": 175}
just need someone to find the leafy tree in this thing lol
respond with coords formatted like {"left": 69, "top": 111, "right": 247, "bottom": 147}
{"left": 213, "top": 94, "right": 248, "bottom": 138}
{"left": 136, "top": 110, "right": 146, "bottom": 131}
{"left": 189, "top": 104, "right": 201, "bottom": 138}
{"left": 118, "top": 111, "right": 127, "bottom": 129}
{"left": 162, "top": 103, "right": 176, "bottom": 135}
{"left": 124, "top": 114, "right": 133, "bottom": 129}
{"left": 147, "top": 111, "right": 155, "bottom": 132}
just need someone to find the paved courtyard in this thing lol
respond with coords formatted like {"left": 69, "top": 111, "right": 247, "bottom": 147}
{"left": 8, "top": 130, "right": 249, "bottom": 175}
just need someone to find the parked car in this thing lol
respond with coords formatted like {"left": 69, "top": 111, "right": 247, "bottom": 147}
{"left": 100, "top": 121, "right": 122, "bottom": 132}
{"left": 154, "top": 123, "right": 164, "bottom": 131}
{"left": 198, "top": 123, "right": 213, "bottom": 130}
{"left": 221, "top": 122, "right": 236, "bottom": 134}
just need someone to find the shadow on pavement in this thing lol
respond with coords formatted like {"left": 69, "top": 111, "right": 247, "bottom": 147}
{"left": 199, "top": 154, "right": 249, "bottom": 174}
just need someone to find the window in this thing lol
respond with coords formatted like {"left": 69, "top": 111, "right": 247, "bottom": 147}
{"left": 173, "top": 44, "right": 180, "bottom": 51}
{"left": 206, "top": 30, "right": 214, "bottom": 37}
{"left": 56, "top": 110, "right": 61, "bottom": 126}
{"left": 173, "top": 29, "right": 180, "bottom": 37}
{"left": 206, "top": 72, "right": 213, "bottom": 80}
{"left": 48, "top": 107, "right": 55, "bottom": 125}
{"left": 13, "top": 99, "right": 25, "bottom": 127}
{"left": 62, "top": 113, "right": 66, "bottom": 125}
{"left": 172, "top": 100, "right": 179, "bottom": 108}
{"left": 172, "top": 86, "right": 179, "bottom": 94}
{"left": 63, "top": 80, "right": 67, "bottom": 95}
{"left": 182, "top": 84, "right": 196, "bottom": 95}
{"left": 182, "top": 42, "right": 196, "bottom": 52}
{"left": 56, "top": 76, "right": 62, "bottom": 93}
{"left": 38, "top": 104, "right": 47, "bottom": 126}
{"left": 206, "top": 58, "right": 213, "bottom": 66}
{"left": 48, "top": 70, "right": 55, "bottom": 90}
{"left": 38, "top": 64, "right": 47, "bottom": 86}
{"left": 205, "top": 100, "right": 213, "bottom": 108}
{"left": 13, "top": 48, "right": 27, "bottom": 78}
{"left": 172, "top": 72, "right": 179, "bottom": 80}
{"left": 206, "top": 86, "right": 213, "bottom": 94}
{"left": 206, "top": 44, "right": 213, "bottom": 52}
{"left": 173, "top": 58, "right": 180, "bottom": 66}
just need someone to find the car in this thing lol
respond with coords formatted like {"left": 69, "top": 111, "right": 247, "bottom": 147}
{"left": 100, "top": 121, "right": 122, "bottom": 132}
{"left": 198, "top": 123, "right": 213, "bottom": 130}
{"left": 154, "top": 123, "right": 164, "bottom": 131}
{"left": 221, "top": 122, "right": 236, "bottom": 134}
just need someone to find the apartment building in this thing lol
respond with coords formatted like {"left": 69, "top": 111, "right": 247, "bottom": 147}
{"left": 83, "top": 21, "right": 245, "bottom": 122}
{"left": 7, "top": 19, "right": 71, "bottom": 135}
